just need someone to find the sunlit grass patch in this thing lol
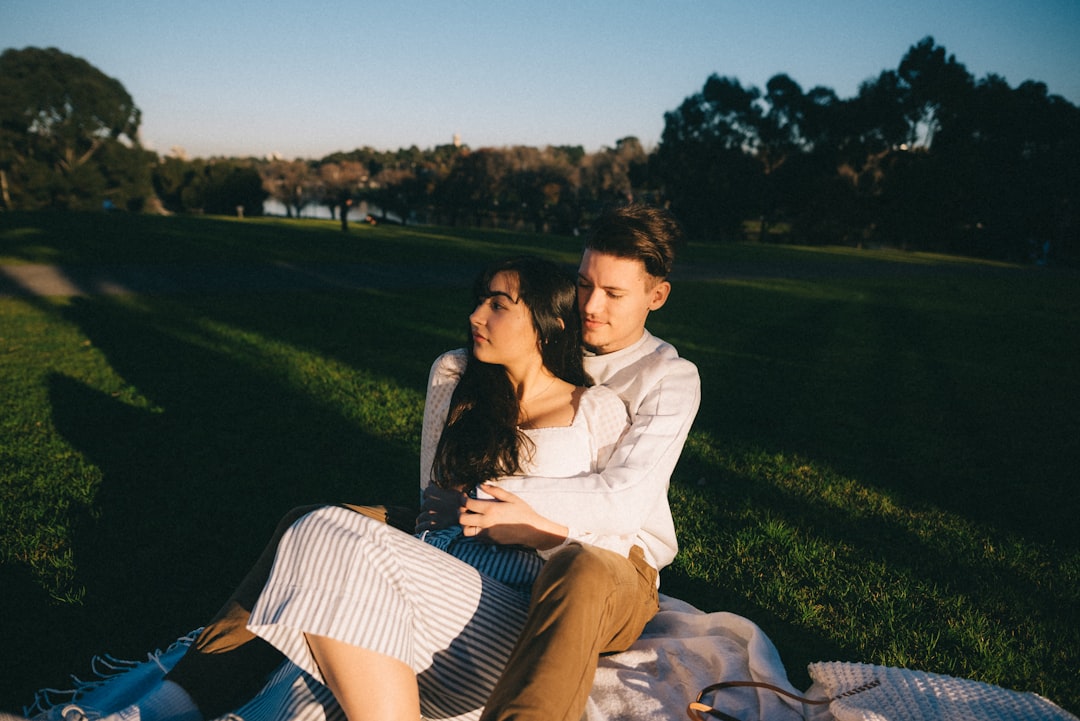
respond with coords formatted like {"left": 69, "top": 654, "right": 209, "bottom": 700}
{"left": 667, "top": 436, "right": 1079, "bottom": 697}
{"left": 1, "top": 213, "right": 1076, "bottom": 712}
{"left": 0, "top": 298, "right": 158, "bottom": 601}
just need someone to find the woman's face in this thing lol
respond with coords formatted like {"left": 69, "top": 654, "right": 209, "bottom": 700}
{"left": 469, "top": 271, "right": 540, "bottom": 368}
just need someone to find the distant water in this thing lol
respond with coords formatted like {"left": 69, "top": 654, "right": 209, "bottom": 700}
{"left": 263, "top": 198, "right": 372, "bottom": 220}
{"left": 262, "top": 199, "right": 405, "bottom": 223}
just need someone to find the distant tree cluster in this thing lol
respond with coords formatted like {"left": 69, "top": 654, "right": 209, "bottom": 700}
{"left": 656, "top": 37, "right": 1080, "bottom": 261}
{"left": 153, "top": 156, "right": 266, "bottom": 217}
{"left": 256, "top": 138, "right": 648, "bottom": 234}
{"left": 0, "top": 47, "right": 153, "bottom": 212}
{"left": 2, "top": 40, "right": 1077, "bottom": 261}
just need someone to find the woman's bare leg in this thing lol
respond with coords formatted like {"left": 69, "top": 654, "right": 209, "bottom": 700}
{"left": 305, "top": 633, "right": 420, "bottom": 721}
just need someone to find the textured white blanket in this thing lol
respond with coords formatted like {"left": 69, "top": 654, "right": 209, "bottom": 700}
{"left": 586, "top": 596, "right": 805, "bottom": 720}
{"left": 804, "top": 661, "right": 1077, "bottom": 721}
{"left": 26, "top": 596, "right": 1076, "bottom": 721}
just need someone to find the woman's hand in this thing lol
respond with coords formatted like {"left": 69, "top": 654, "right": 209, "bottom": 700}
{"left": 459, "top": 484, "right": 568, "bottom": 550}
{"left": 415, "top": 485, "right": 467, "bottom": 533}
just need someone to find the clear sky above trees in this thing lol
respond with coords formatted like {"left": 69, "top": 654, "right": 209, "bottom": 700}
{"left": 4, "top": 39, "right": 1076, "bottom": 266}
{"left": 1, "top": 0, "right": 1077, "bottom": 159}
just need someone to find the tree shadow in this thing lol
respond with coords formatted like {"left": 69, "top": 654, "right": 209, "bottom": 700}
{"left": 656, "top": 277, "right": 1079, "bottom": 552}
{"left": 663, "top": 433, "right": 1079, "bottom": 703}
{"left": 651, "top": 274, "right": 1078, "bottom": 701}
{"left": 4, "top": 288, "right": 456, "bottom": 710}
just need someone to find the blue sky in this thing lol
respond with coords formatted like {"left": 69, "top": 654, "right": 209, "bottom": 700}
{"left": 3, "top": 0, "right": 1078, "bottom": 159}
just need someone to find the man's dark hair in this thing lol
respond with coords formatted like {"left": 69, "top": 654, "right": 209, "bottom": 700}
{"left": 585, "top": 204, "right": 683, "bottom": 279}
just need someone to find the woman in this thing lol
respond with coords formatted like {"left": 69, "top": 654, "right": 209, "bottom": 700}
{"left": 244, "top": 256, "right": 629, "bottom": 720}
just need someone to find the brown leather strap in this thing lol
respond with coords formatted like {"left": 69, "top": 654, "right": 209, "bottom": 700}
{"left": 687, "top": 678, "right": 882, "bottom": 721}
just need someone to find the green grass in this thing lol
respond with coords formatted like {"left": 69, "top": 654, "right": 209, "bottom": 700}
{"left": 1, "top": 213, "right": 1077, "bottom": 714}
{"left": 0, "top": 211, "right": 583, "bottom": 266}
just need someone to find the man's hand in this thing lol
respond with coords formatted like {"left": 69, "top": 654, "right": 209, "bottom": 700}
{"left": 460, "top": 484, "right": 568, "bottom": 550}
{"left": 415, "top": 485, "right": 467, "bottom": 533}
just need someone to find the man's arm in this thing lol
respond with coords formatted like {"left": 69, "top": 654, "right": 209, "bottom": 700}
{"left": 416, "top": 348, "right": 700, "bottom": 568}
{"left": 496, "top": 356, "right": 700, "bottom": 539}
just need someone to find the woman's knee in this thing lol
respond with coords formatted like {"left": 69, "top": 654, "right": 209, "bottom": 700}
{"left": 273, "top": 503, "right": 325, "bottom": 537}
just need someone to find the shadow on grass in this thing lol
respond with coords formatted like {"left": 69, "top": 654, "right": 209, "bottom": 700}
{"left": 5, "top": 234, "right": 1078, "bottom": 711}
{"left": 655, "top": 275, "right": 1080, "bottom": 551}
{"left": 0, "top": 211, "right": 584, "bottom": 267}
{"left": 650, "top": 274, "right": 1079, "bottom": 705}
{"left": 671, "top": 441, "right": 1078, "bottom": 678}
{"left": 3, "top": 287, "right": 466, "bottom": 709}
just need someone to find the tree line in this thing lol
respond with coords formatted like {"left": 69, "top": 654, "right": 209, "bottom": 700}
{"left": 1, "top": 40, "right": 1077, "bottom": 261}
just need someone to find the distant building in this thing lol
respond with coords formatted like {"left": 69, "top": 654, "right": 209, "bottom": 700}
{"left": 453, "top": 133, "right": 461, "bottom": 148}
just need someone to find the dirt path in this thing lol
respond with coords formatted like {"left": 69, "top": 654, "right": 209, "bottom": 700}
{"left": 0, "top": 261, "right": 479, "bottom": 298}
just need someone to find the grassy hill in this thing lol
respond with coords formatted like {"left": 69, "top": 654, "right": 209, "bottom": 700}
{"left": 2, "top": 212, "right": 1077, "bottom": 714}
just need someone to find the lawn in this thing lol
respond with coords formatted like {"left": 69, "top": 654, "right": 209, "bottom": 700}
{"left": 1, "top": 212, "right": 1077, "bottom": 714}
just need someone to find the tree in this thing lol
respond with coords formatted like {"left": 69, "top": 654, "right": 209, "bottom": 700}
{"left": 153, "top": 156, "right": 205, "bottom": 213}
{"left": 434, "top": 148, "right": 506, "bottom": 226}
{"left": 896, "top": 37, "right": 973, "bottom": 149}
{"left": 827, "top": 37, "right": 1080, "bottom": 258}
{"left": 935, "top": 75, "right": 1080, "bottom": 259}
{"left": 366, "top": 165, "right": 415, "bottom": 223}
{"left": 503, "top": 145, "right": 578, "bottom": 232}
{"left": 756, "top": 75, "right": 813, "bottom": 241}
{"left": 318, "top": 161, "right": 368, "bottom": 232}
{"left": 655, "top": 75, "right": 754, "bottom": 239}
{"left": 201, "top": 162, "right": 266, "bottom": 216}
{"left": 0, "top": 46, "right": 149, "bottom": 210}
{"left": 657, "top": 72, "right": 853, "bottom": 242}
{"left": 580, "top": 137, "right": 648, "bottom": 209}
{"left": 260, "top": 158, "right": 319, "bottom": 217}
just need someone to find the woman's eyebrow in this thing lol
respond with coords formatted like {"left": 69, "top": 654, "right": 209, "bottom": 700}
{"left": 483, "top": 290, "right": 521, "bottom": 303}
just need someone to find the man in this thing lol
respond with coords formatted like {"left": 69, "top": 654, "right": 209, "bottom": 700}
{"left": 467, "top": 203, "right": 700, "bottom": 721}
{"left": 69, "top": 203, "right": 699, "bottom": 721}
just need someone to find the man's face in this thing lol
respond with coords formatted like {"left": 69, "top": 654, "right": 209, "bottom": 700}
{"left": 576, "top": 249, "right": 670, "bottom": 354}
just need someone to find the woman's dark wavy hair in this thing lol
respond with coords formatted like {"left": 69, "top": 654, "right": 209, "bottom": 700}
{"left": 432, "top": 256, "right": 586, "bottom": 492}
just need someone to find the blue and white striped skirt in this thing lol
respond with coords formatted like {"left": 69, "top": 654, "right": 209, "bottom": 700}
{"left": 247, "top": 505, "right": 534, "bottom": 721}
{"left": 418, "top": 525, "right": 544, "bottom": 597}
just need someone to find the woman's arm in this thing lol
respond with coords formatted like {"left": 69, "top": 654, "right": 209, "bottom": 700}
{"left": 418, "top": 350, "right": 466, "bottom": 495}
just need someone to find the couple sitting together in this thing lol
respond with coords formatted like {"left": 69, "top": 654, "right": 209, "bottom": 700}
{"left": 37, "top": 203, "right": 702, "bottom": 721}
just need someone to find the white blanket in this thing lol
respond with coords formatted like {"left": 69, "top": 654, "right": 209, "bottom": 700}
{"left": 803, "top": 661, "right": 1077, "bottom": 721}
{"left": 27, "top": 596, "right": 1076, "bottom": 721}
{"left": 586, "top": 596, "right": 805, "bottom": 720}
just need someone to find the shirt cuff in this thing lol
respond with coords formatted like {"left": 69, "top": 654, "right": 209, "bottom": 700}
{"left": 536, "top": 527, "right": 583, "bottom": 560}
